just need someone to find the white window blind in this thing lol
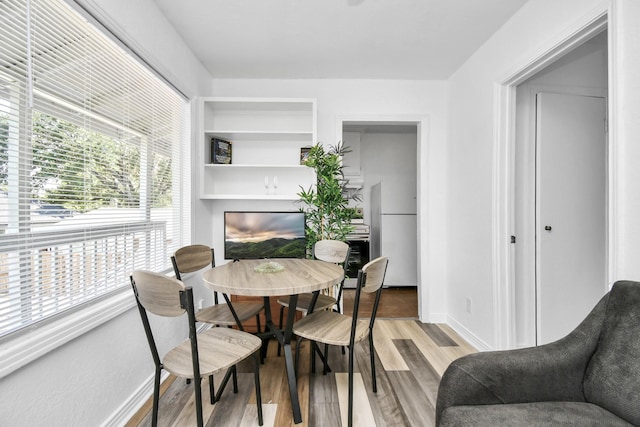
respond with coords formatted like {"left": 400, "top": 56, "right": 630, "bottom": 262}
{"left": 0, "top": 0, "right": 188, "bottom": 338}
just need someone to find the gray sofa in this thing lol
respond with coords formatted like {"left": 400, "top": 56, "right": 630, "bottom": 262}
{"left": 436, "top": 280, "right": 640, "bottom": 426}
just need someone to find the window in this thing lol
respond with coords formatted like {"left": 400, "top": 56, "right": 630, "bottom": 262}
{"left": 0, "top": 0, "right": 189, "bottom": 339}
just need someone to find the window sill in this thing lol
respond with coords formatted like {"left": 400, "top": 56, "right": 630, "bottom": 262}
{"left": 0, "top": 289, "right": 134, "bottom": 379}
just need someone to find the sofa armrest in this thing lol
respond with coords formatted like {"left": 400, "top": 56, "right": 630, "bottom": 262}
{"left": 435, "top": 293, "right": 609, "bottom": 426}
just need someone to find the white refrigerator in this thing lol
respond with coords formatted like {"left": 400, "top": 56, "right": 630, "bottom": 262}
{"left": 370, "top": 182, "right": 417, "bottom": 287}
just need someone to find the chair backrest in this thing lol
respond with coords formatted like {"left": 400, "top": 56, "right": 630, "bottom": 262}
{"left": 360, "top": 256, "right": 389, "bottom": 294}
{"left": 314, "top": 240, "right": 349, "bottom": 264}
{"left": 131, "top": 270, "right": 187, "bottom": 317}
{"left": 171, "top": 244, "right": 214, "bottom": 280}
{"left": 314, "top": 240, "right": 352, "bottom": 304}
{"left": 350, "top": 256, "right": 389, "bottom": 344}
{"left": 131, "top": 270, "right": 202, "bottom": 382}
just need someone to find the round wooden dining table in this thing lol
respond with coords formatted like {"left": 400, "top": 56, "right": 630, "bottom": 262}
{"left": 203, "top": 258, "right": 344, "bottom": 424}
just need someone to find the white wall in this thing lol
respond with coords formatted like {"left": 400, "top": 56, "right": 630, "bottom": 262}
{"left": 0, "top": 1, "right": 212, "bottom": 426}
{"left": 73, "top": 0, "right": 212, "bottom": 98}
{"left": 202, "top": 79, "right": 449, "bottom": 322}
{"left": 446, "top": 0, "right": 640, "bottom": 350}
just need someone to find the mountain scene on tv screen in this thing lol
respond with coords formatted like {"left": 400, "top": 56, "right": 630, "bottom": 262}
{"left": 226, "top": 237, "right": 306, "bottom": 259}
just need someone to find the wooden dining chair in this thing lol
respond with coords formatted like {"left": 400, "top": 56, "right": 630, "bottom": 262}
{"left": 276, "top": 239, "right": 351, "bottom": 356}
{"left": 130, "top": 270, "right": 263, "bottom": 427}
{"left": 292, "top": 256, "right": 389, "bottom": 427}
{"left": 171, "top": 244, "right": 264, "bottom": 332}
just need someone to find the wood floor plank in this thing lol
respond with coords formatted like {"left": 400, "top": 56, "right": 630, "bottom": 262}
{"left": 172, "top": 376, "right": 217, "bottom": 427}
{"left": 343, "top": 287, "right": 419, "bottom": 319}
{"left": 238, "top": 403, "right": 277, "bottom": 427}
{"left": 418, "top": 323, "right": 459, "bottom": 347}
{"left": 309, "top": 364, "right": 339, "bottom": 403}
{"left": 335, "top": 372, "right": 377, "bottom": 427}
{"left": 296, "top": 341, "right": 311, "bottom": 427}
{"left": 373, "top": 320, "right": 410, "bottom": 371}
{"left": 398, "top": 321, "right": 458, "bottom": 376}
{"left": 205, "top": 373, "right": 253, "bottom": 427}
{"left": 309, "top": 374, "right": 341, "bottom": 427}
{"left": 393, "top": 339, "right": 440, "bottom": 408}
{"left": 309, "top": 403, "right": 342, "bottom": 427}
{"left": 252, "top": 345, "right": 286, "bottom": 405}
{"left": 385, "top": 370, "right": 435, "bottom": 427}
{"left": 354, "top": 339, "right": 411, "bottom": 427}
{"left": 272, "top": 340, "right": 312, "bottom": 427}
{"left": 128, "top": 319, "right": 476, "bottom": 427}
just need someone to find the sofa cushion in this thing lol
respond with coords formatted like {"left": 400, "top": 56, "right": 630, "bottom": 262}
{"left": 584, "top": 281, "right": 640, "bottom": 425}
{"left": 439, "top": 402, "right": 633, "bottom": 426}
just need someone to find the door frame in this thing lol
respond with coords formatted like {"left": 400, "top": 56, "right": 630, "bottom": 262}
{"left": 336, "top": 114, "right": 431, "bottom": 322}
{"left": 492, "top": 10, "right": 610, "bottom": 349}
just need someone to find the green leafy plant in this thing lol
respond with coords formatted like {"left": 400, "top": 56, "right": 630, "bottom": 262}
{"left": 297, "top": 142, "right": 360, "bottom": 255}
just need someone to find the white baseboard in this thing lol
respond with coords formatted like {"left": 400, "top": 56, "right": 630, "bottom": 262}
{"left": 102, "top": 370, "right": 170, "bottom": 427}
{"left": 445, "top": 315, "right": 492, "bottom": 351}
{"left": 423, "top": 312, "right": 448, "bottom": 324}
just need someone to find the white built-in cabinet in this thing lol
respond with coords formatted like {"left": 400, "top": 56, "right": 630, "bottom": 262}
{"left": 198, "top": 97, "right": 317, "bottom": 200}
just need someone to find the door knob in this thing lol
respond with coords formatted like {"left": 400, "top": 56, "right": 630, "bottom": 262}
{"left": 544, "top": 225, "right": 552, "bottom": 231}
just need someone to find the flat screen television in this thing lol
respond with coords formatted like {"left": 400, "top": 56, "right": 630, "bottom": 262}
{"left": 224, "top": 211, "right": 306, "bottom": 259}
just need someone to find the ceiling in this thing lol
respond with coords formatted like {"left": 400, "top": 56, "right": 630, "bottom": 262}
{"left": 152, "top": 0, "right": 529, "bottom": 80}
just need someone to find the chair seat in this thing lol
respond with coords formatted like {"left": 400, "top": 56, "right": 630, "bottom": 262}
{"left": 293, "top": 310, "right": 369, "bottom": 346}
{"left": 277, "top": 292, "right": 337, "bottom": 313}
{"left": 195, "top": 301, "right": 264, "bottom": 325}
{"left": 163, "top": 327, "right": 262, "bottom": 379}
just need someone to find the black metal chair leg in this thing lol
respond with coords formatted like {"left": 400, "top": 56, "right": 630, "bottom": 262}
{"left": 369, "top": 332, "right": 377, "bottom": 393}
{"left": 348, "top": 345, "right": 355, "bottom": 427}
{"left": 209, "top": 374, "right": 215, "bottom": 404}
{"left": 232, "top": 365, "right": 239, "bottom": 393}
{"left": 214, "top": 366, "right": 235, "bottom": 401}
{"left": 310, "top": 341, "right": 332, "bottom": 374}
{"left": 152, "top": 366, "right": 161, "bottom": 427}
{"left": 256, "top": 314, "right": 262, "bottom": 334}
{"left": 194, "top": 377, "right": 204, "bottom": 427}
{"left": 335, "top": 306, "right": 346, "bottom": 355}
{"left": 277, "top": 306, "right": 285, "bottom": 356}
{"left": 311, "top": 340, "right": 316, "bottom": 373}
{"left": 253, "top": 351, "right": 264, "bottom": 426}
{"left": 323, "top": 343, "right": 330, "bottom": 375}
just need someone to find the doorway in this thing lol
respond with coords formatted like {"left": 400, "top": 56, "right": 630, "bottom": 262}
{"left": 337, "top": 115, "right": 429, "bottom": 321}
{"left": 513, "top": 31, "right": 608, "bottom": 347}
{"left": 342, "top": 122, "right": 418, "bottom": 288}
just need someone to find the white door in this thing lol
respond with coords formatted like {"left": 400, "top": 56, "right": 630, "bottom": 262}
{"left": 536, "top": 92, "right": 607, "bottom": 345}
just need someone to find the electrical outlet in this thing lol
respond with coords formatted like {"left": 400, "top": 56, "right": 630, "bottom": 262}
{"left": 198, "top": 298, "right": 204, "bottom": 310}
{"left": 465, "top": 297, "right": 472, "bottom": 314}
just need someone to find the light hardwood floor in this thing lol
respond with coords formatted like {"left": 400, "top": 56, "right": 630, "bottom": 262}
{"left": 127, "top": 288, "right": 475, "bottom": 426}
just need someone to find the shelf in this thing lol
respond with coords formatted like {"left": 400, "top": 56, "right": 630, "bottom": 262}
{"left": 199, "top": 97, "right": 317, "bottom": 200}
{"left": 200, "top": 194, "right": 304, "bottom": 201}
{"left": 204, "top": 164, "right": 310, "bottom": 169}
{"left": 204, "top": 131, "right": 313, "bottom": 141}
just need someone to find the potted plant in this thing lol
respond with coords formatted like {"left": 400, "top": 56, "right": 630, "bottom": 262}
{"left": 297, "top": 142, "right": 361, "bottom": 256}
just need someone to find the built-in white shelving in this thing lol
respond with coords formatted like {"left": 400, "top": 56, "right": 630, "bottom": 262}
{"left": 198, "top": 97, "right": 317, "bottom": 200}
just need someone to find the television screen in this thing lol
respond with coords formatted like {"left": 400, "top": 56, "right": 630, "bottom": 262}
{"left": 224, "top": 211, "right": 306, "bottom": 259}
